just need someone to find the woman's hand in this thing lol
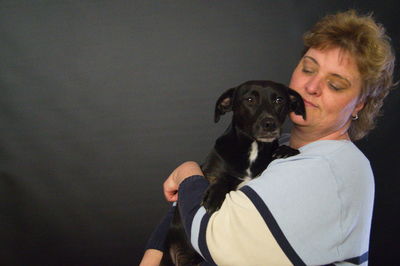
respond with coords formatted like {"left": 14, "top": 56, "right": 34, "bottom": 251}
{"left": 139, "top": 249, "right": 163, "bottom": 266}
{"left": 163, "top": 161, "right": 203, "bottom": 202}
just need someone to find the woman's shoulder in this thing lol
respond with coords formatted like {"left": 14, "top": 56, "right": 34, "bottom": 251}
{"left": 272, "top": 140, "right": 370, "bottom": 172}
{"left": 253, "top": 140, "right": 373, "bottom": 194}
{"left": 277, "top": 135, "right": 369, "bottom": 163}
{"left": 299, "top": 140, "right": 367, "bottom": 159}
{"left": 299, "top": 140, "right": 372, "bottom": 181}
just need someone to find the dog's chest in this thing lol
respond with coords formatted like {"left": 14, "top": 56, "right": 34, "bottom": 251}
{"left": 237, "top": 141, "right": 259, "bottom": 189}
{"left": 248, "top": 141, "right": 259, "bottom": 164}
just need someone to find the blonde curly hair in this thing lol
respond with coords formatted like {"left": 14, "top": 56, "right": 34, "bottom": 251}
{"left": 302, "top": 10, "right": 396, "bottom": 140}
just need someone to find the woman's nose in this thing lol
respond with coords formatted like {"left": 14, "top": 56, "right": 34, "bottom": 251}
{"left": 305, "top": 76, "right": 322, "bottom": 96}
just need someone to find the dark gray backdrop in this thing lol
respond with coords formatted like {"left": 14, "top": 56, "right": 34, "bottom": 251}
{"left": 1, "top": 1, "right": 399, "bottom": 265}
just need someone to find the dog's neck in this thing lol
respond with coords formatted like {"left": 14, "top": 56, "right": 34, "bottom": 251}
{"left": 214, "top": 123, "right": 277, "bottom": 179}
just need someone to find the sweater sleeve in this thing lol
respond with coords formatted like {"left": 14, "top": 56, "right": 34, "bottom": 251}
{"left": 144, "top": 204, "right": 176, "bottom": 252}
{"left": 177, "top": 175, "right": 210, "bottom": 239}
{"left": 144, "top": 175, "right": 209, "bottom": 253}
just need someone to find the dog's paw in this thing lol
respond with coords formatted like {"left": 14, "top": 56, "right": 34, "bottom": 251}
{"left": 272, "top": 145, "right": 299, "bottom": 160}
{"left": 202, "top": 186, "right": 227, "bottom": 214}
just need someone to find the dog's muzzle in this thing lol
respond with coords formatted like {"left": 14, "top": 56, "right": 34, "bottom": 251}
{"left": 261, "top": 117, "right": 277, "bottom": 132}
{"left": 253, "top": 117, "right": 281, "bottom": 142}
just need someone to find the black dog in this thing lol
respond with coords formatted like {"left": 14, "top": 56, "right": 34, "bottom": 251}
{"left": 161, "top": 80, "right": 306, "bottom": 265}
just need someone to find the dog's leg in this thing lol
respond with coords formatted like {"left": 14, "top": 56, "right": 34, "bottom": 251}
{"left": 161, "top": 208, "right": 203, "bottom": 266}
{"left": 272, "top": 145, "right": 300, "bottom": 159}
{"left": 202, "top": 176, "right": 242, "bottom": 213}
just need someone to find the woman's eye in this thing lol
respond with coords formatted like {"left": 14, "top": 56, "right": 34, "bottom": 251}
{"left": 274, "top": 97, "right": 284, "bottom": 104}
{"left": 328, "top": 82, "right": 343, "bottom": 91}
{"left": 302, "top": 68, "right": 314, "bottom": 74}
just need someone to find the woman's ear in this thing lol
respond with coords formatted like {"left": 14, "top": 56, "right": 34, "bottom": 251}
{"left": 352, "top": 100, "right": 365, "bottom": 116}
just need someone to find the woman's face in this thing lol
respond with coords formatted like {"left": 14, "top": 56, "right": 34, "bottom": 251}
{"left": 289, "top": 47, "right": 364, "bottom": 139}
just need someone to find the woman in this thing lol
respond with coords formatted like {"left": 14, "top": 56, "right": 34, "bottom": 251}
{"left": 141, "top": 10, "right": 395, "bottom": 265}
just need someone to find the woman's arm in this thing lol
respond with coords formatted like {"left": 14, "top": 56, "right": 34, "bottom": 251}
{"left": 162, "top": 161, "right": 305, "bottom": 265}
{"left": 163, "top": 161, "right": 204, "bottom": 202}
{"left": 139, "top": 162, "right": 204, "bottom": 265}
{"left": 143, "top": 204, "right": 176, "bottom": 252}
{"left": 162, "top": 161, "right": 303, "bottom": 265}
{"left": 139, "top": 205, "right": 175, "bottom": 266}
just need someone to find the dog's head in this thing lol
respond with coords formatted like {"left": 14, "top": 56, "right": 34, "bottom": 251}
{"left": 214, "top": 80, "right": 306, "bottom": 142}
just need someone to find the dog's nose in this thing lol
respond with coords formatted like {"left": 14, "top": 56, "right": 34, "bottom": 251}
{"left": 261, "top": 118, "right": 277, "bottom": 131}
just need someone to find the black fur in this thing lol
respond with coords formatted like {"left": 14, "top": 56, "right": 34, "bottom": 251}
{"left": 161, "top": 80, "right": 306, "bottom": 265}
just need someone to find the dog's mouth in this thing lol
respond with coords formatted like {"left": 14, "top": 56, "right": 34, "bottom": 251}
{"left": 256, "top": 137, "right": 278, "bottom": 142}
{"left": 255, "top": 130, "right": 280, "bottom": 143}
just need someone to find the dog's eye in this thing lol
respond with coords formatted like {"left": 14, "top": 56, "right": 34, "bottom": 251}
{"left": 246, "top": 97, "right": 255, "bottom": 103}
{"left": 274, "top": 97, "right": 284, "bottom": 104}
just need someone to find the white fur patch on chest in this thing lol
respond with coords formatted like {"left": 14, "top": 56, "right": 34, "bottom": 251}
{"left": 248, "top": 141, "right": 258, "bottom": 163}
{"left": 236, "top": 141, "right": 259, "bottom": 189}
{"left": 245, "top": 141, "right": 258, "bottom": 178}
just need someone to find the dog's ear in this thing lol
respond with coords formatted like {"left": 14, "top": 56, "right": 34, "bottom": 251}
{"left": 288, "top": 88, "right": 306, "bottom": 120}
{"left": 214, "top": 87, "right": 235, "bottom": 123}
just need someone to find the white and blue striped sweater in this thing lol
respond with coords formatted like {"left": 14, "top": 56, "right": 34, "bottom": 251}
{"left": 146, "top": 140, "right": 374, "bottom": 265}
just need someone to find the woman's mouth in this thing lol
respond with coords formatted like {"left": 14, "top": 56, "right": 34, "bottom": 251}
{"left": 303, "top": 99, "right": 318, "bottom": 108}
